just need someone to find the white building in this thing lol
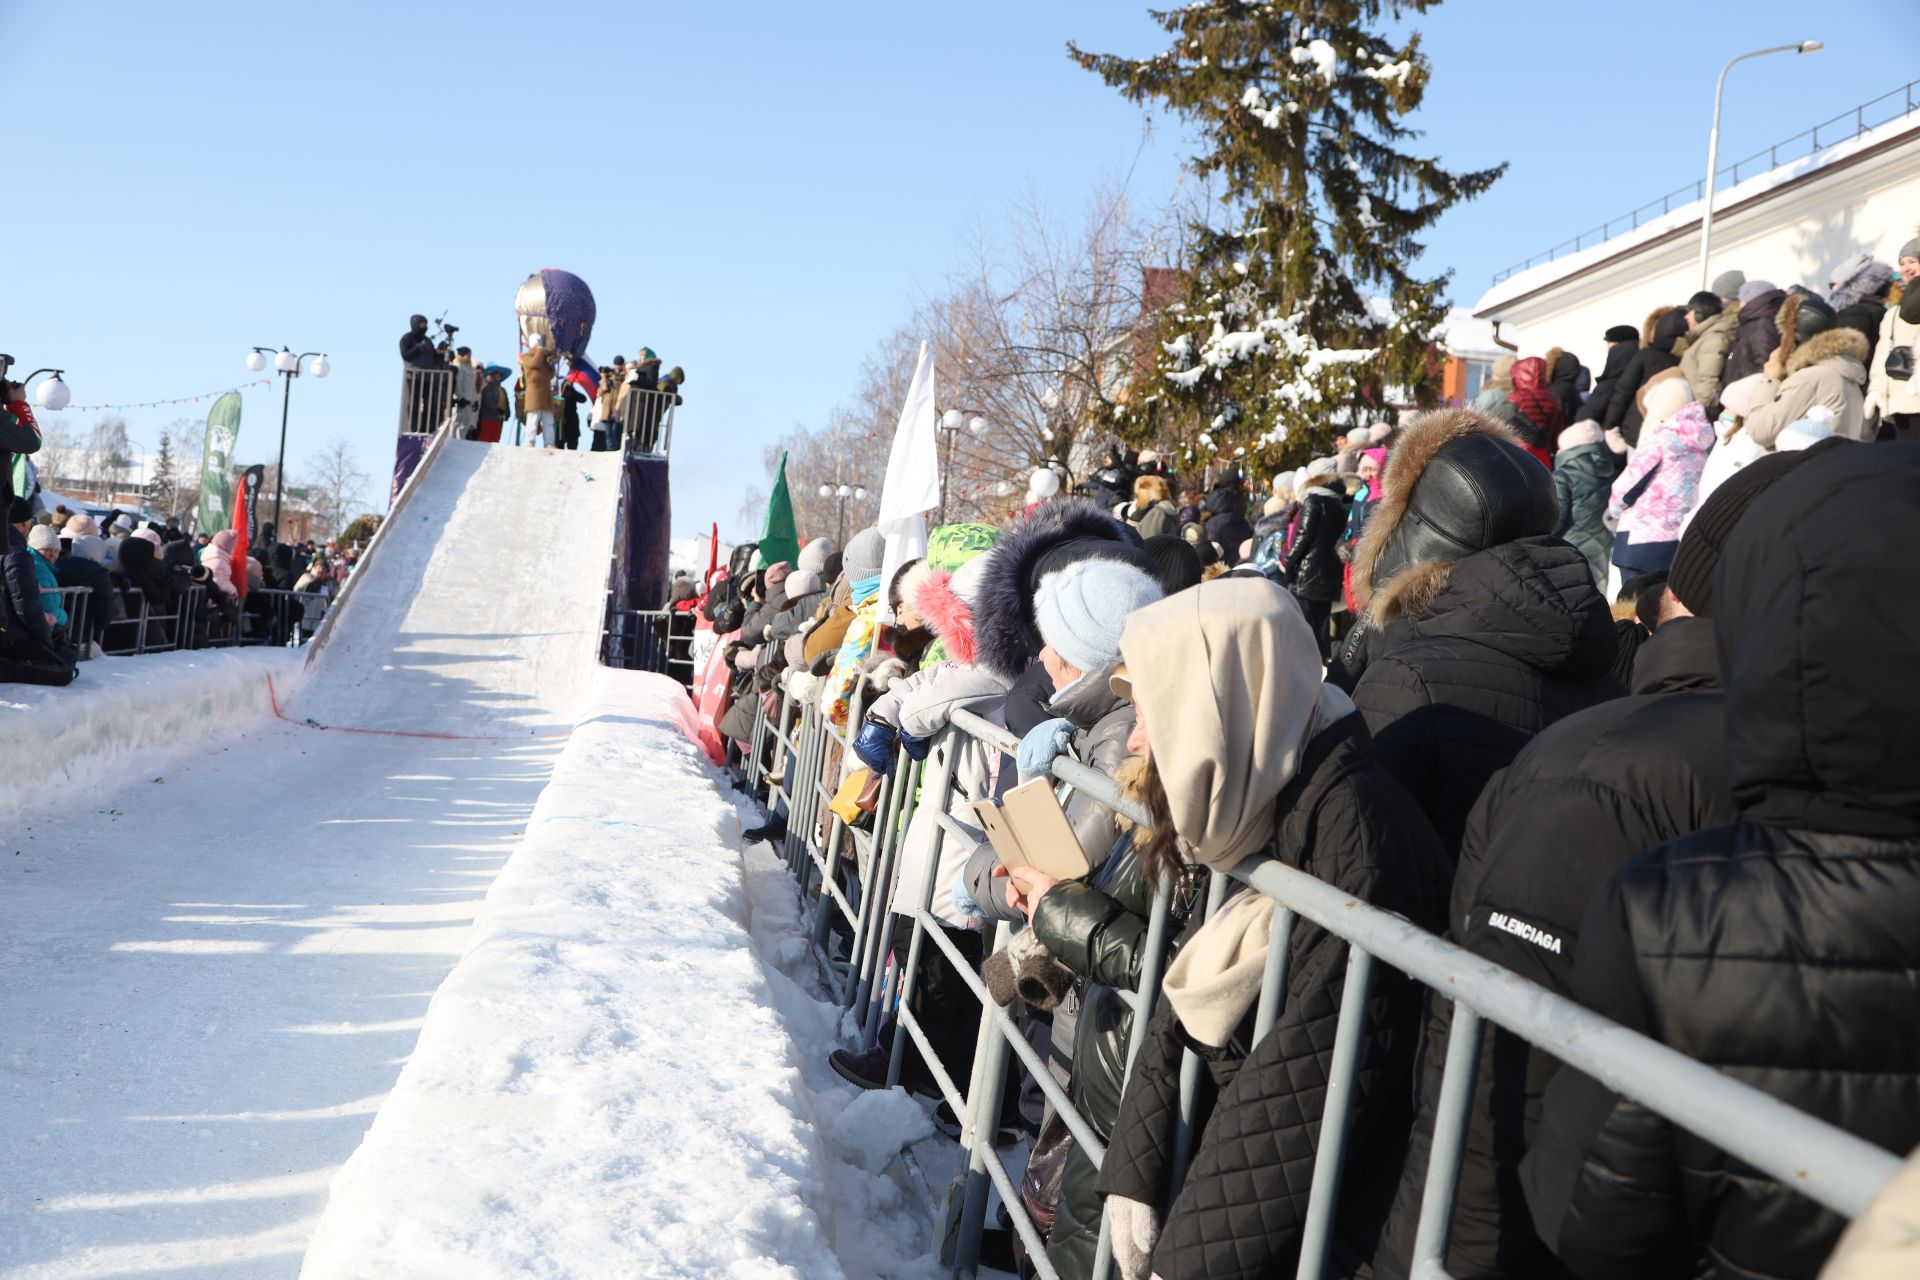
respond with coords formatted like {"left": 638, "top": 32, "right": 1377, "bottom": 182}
{"left": 1472, "top": 85, "right": 1920, "bottom": 364}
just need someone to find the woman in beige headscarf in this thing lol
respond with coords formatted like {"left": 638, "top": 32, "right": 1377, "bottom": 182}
{"left": 1080, "top": 577, "right": 1451, "bottom": 1280}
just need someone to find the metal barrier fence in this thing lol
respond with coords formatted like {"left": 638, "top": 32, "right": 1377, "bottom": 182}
{"left": 737, "top": 677, "right": 1903, "bottom": 1279}
{"left": 398, "top": 366, "right": 456, "bottom": 437}
{"left": 43, "top": 582, "right": 328, "bottom": 661}
{"left": 620, "top": 388, "right": 677, "bottom": 457}
{"left": 603, "top": 607, "right": 697, "bottom": 687}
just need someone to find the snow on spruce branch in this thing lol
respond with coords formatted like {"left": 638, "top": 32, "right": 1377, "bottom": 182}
{"left": 1238, "top": 83, "right": 1296, "bottom": 128}
{"left": 1162, "top": 309, "right": 1375, "bottom": 402}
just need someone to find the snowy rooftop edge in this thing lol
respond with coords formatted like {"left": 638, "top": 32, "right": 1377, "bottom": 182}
{"left": 1472, "top": 105, "right": 1920, "bottom": 315}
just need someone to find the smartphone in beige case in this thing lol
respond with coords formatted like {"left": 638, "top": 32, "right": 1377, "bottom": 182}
{"left": 972, "top": 777, "right": 1092, "bottom": 880}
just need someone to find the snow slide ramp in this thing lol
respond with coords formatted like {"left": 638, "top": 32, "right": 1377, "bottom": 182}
{"left": 0, "top": 441, "right": 623, "bottom": 1279}
{"left": 295, "top": 438, "right": 624, "bottom": 735}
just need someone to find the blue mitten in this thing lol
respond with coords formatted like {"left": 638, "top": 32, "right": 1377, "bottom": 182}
{"left": 852, "top": 716, "right": 898, "bottom": 774}
{"left": 899, "top": 729, "right": 933, "bottom": 762}
{"left": 1017, "top": 717, "right": 1076, "bottom": 781}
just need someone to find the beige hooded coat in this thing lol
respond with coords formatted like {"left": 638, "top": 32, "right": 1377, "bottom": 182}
{"left": 1118, "top": 577, "right": 1353, "bottom": 1043}
{"left": 1743, "top": 326, "right": 1871, "bottom": 447}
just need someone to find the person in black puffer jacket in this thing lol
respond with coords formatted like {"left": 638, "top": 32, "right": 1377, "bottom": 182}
{"left": 1202, "top": 478, "right": 1254, "bottom": 567}
{"left": 1342, "top": 410, "right": 1621, "bottom": 859}
{"left": 1371, "top": 448, "right": 1839, "bottom": 1280}
{"left": 1543, "top": 347, "right": 1586, "bottom": 427}
{"left": 1827, "top": 252, "right": 1892, "bottom": 367}
{"left": 1711, "top": 281, "right": 1785, "bottom": 415}
{"left": 1601, "top": 306, "right": 1688, "bottom": 445}
{"left": 1094, "top": 578, "right": 1450, "bottom": 1280}
{"left": 1283, "top": 458, "right": 1345, "bottom": 657}
{"left": 1522, "top": 441, "right": 1920, "bottom": 1280}
{"left": 1572, "top": 326, "right": 1639, "bottom": 424}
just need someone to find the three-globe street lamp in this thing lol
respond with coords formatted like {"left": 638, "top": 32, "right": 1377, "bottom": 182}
{"left": 245, "top": 346, "right": 329, "bottom": 532}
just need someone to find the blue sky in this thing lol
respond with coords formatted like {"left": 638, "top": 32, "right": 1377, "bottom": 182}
{"left": 9, "top": 0, "right": 1901, "bottom": 540}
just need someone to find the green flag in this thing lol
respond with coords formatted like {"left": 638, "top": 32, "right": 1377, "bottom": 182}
{"left": 756, "top": 451, "right": 799, "bottom": 568}
{"left": 195, "top": 391, "right": 242, "bottom": 533}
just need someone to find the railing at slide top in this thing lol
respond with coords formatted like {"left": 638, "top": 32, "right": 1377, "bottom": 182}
{"left": 734, "top": 677, "right": 1903, "bottom": 1280}
{"left": 397, "top": 366, "right": 677, "bottom": 456}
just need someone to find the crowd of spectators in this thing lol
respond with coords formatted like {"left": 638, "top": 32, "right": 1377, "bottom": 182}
{"left": 3, "top": 492, "right": 352, "bottom": 687}
{"left": 696, "top": 237, "right": 1920, "bottom": 1279}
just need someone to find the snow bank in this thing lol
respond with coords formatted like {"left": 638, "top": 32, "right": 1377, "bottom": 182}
{"left": 0, "top": 648, "right": 305, "bottom": 820}
{"left": 299, "top": 668, "right": 936, "bottom": 1279}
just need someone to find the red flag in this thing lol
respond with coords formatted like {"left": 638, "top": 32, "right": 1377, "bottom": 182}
{"left": 231, "top": 481, "right": 251, "bottom": 601}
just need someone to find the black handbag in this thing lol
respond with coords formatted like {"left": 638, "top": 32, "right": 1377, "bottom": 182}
{"left": 1886, "top": 343, "right": 1914, "bottom": 382}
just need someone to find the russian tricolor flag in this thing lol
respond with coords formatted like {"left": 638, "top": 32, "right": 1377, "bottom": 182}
{"left": 565, "top": 356, "right": 600, "bottom": 399}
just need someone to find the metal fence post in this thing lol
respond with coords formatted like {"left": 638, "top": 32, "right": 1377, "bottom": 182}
{"left": 886, "top": 729, "right": 957, "bottom": 1090}
{"left": 1294, "top": 946, "right": 1377, "bottom": 1280}
{"left": 1410, "top": 1003, "right": 1483, "bottom": 1280}
{"left": 952, "top": 918, "right": 1015, "bottom": 1278}
{"left": 1169, "top": 871, "right": 1227, "bottom": 1197}
{"left": 853, "top": 750, "right": 919, "bottom": 1035}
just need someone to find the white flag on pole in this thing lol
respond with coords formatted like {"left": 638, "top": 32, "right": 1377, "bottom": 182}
{"left": 873, "top": 340, "right": 939, "bottom": 624}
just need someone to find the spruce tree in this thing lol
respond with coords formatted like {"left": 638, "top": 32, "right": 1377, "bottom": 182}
{"left": 151, "top": 428, "right": 177, "bottom": 520}
{"left": 1072, "top": 2, "right": 1503, "bottom": 471}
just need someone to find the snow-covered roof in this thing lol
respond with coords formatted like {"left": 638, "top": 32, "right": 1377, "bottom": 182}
{"left": 1474, "top": 104, "right": 1920, "bottom": 316}
{"left": 1436, "top": 307, "right": 1502, "bottom": 360}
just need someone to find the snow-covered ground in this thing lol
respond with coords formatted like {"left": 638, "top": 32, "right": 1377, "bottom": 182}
{"left": 298, "top": 670, "right": 940, "bottom": 1279}
{"left": 2, "top": 439, "right": 951, "bottom": 1277}
{"left": 0, "top": 441, "right": 619, "bottom": 1277}
{"left": 0, "top": 648, "right": 306, "bottom": 821}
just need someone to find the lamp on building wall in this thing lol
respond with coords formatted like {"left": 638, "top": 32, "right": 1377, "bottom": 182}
{"left": 1698, "top": 40, "right": 1822, "bottom": 291}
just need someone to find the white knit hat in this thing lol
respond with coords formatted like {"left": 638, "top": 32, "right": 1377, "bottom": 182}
{"left": 1034, "top": 558, "right": 1164, "bottom": 672}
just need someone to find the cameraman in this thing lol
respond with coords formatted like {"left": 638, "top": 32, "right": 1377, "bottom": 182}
{"left": 398, "top": 314, "right": 447, "bottom": 434}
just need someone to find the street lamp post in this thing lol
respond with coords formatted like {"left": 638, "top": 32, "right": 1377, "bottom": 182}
{"left": 0, "top": 357, "right": 72, "bottom": 511}
{"left": 937, "top": 409, "right": 988, "bottom": 524}
{"left": 817, "top": 481, "right": 868, "bottom": 547}
{"left": 246, "top": 346, "right": 330, "bottom": 533}
{"left": 1698, "top": 40, "right": 1823, "bottom": 291}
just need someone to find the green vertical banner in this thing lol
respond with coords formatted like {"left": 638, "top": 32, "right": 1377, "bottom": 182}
{"left": 195, "top": 391, "right": 242, "bottom": 534}
{"left": 756, "top": 450, "right": 799, "bottom": 568}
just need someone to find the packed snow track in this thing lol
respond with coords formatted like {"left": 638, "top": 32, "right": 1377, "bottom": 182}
{"left": 0, "top": 441, "right": 622, "bottom": 1278}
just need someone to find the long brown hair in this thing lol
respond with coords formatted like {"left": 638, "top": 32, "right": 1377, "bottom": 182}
{"left": 1121, "top": 752, "right": 1190, "bottom": 891}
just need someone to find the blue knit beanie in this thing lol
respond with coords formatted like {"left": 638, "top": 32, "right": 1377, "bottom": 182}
{"left": 1034, "top": 558, "right": 1164, "bottom": 672}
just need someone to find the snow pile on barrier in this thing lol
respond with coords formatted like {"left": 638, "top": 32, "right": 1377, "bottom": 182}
{"left": 299, "top": 668, "right": 938, "bottom": 1279}
{"left": 0, "top": 648, "right": 306, "bottom": 820}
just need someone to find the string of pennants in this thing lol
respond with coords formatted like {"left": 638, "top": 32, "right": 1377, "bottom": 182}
{"left": 58, "top": 379, "right": 273, "bottom": 413}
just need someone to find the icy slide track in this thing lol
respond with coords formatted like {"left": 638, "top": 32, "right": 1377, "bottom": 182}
{"left": 0, "top": 441, "right": 630, "bottom": 1277}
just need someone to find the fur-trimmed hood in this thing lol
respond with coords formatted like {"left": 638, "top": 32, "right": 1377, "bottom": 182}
{"left": 1351, "top": 408, "right": 1526, "bottom": 616}
{"left": 1640, "top": 305, "right": 1672, "bottom": 347}
{"left": 1786, "top": 324, "right": 1870, "bottom": 379}
{"left": 973, "top": 500, "right": 1145, "bottom": 679}
{"left": 913, "top": 568, "right": 979, "bottom": 666}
